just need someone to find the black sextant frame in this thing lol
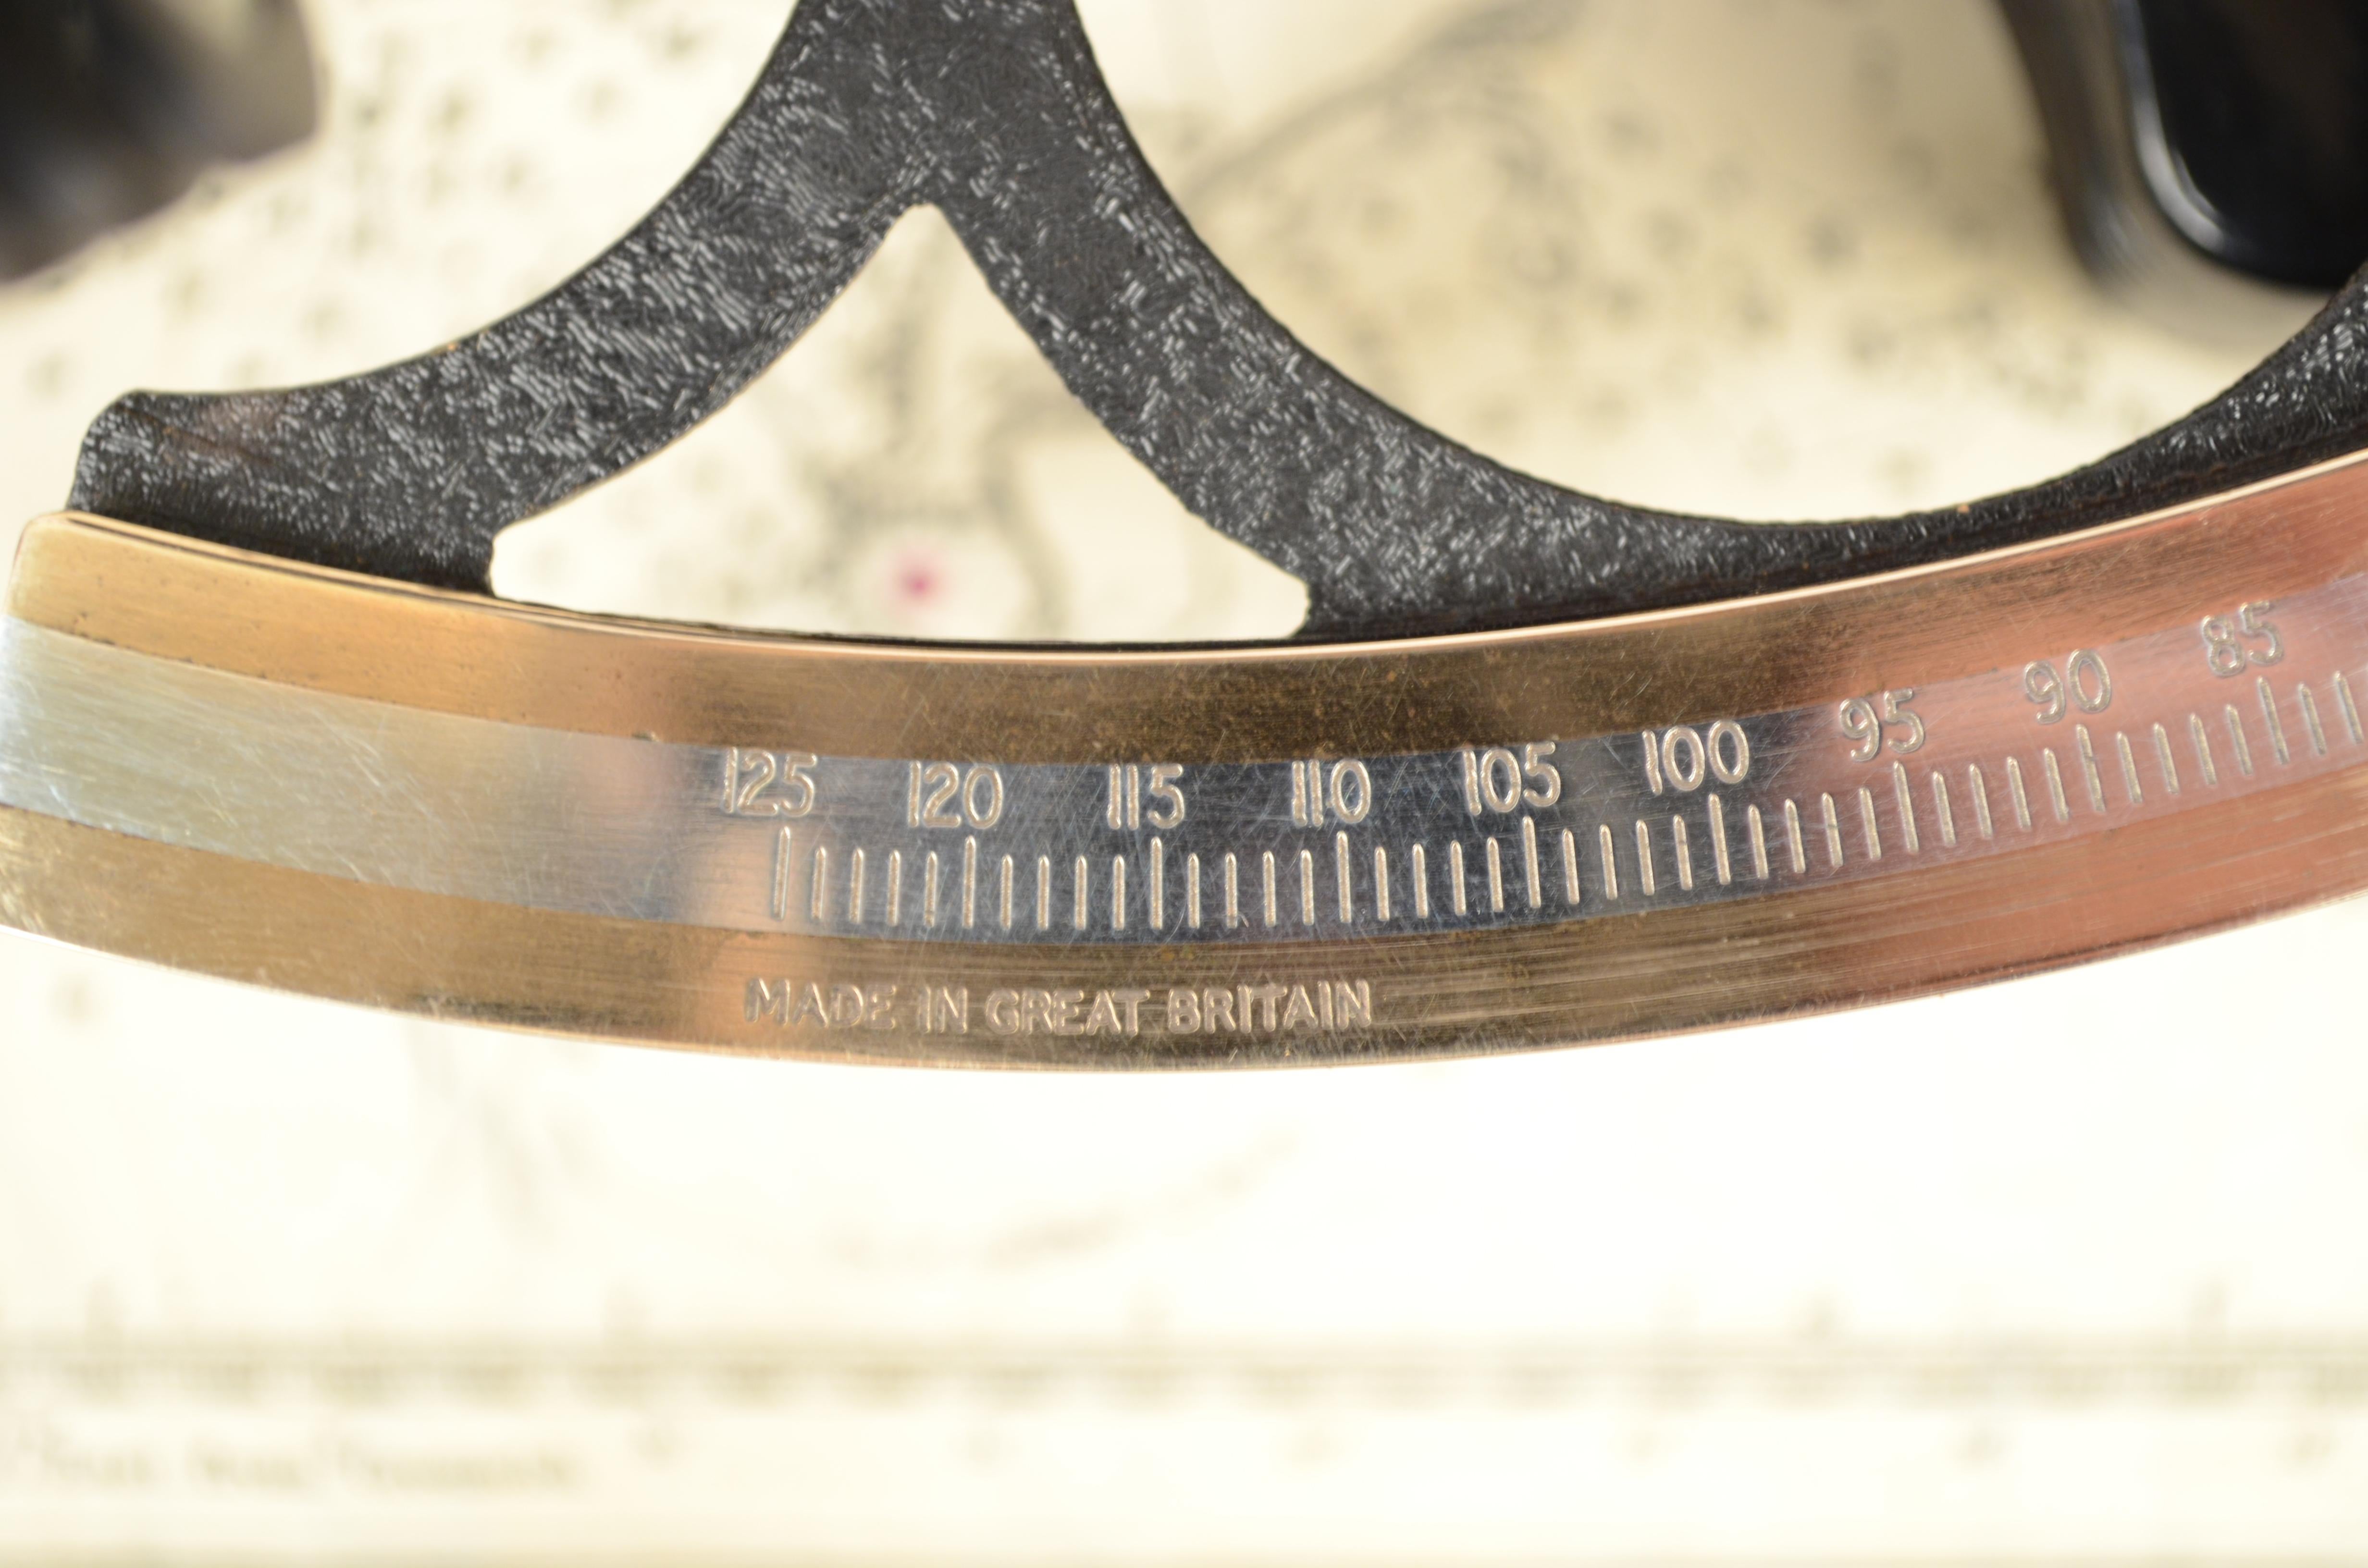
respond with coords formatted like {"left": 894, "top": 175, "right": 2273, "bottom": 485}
{"left": 64, "top": 0, "right": 2368, "bottom": 640}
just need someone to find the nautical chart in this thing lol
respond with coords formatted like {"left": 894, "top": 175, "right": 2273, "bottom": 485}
{"left": 0, "top": 0, "right": 2362, "bottom": 1559}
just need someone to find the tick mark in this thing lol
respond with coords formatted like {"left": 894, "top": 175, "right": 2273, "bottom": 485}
{"left": 2225, "top": 705, "right": 2254, "bottom": 777}
{"left": 2189, "top": 713, "right": 2219, "bottom": 786}
{"left": 2258, "top": 677, "right": 2290, "bottom": 765}
{"left": 1522, "top": 816, "right": 1543, "bottom": 907}
{"left": 771, "top": 826, "right": 794, "bottom": 920}
{"left": 2337, "top": 671, "right": 2364, "bottom": 744}
{"left": 2073, "top": 725, "right": 2106, "bottom": 813}
{"left": 2299, "top": 683, "right": 2329, "bottom": 757}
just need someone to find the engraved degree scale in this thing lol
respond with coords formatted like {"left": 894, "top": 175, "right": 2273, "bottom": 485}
{"left": 9, "top": 452, "right": 2368, "bottom": 1065}
{"left": 9, "top": 0, "right": 2368, "bottom": 1066}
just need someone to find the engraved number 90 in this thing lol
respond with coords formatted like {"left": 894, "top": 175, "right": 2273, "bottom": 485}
{"left": 2022, "top": 649, "right": 2111, "bottom": 724}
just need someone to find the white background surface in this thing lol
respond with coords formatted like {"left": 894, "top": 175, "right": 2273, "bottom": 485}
{"left": 1, "top": 0, "right": 2365, "bottom": 1558}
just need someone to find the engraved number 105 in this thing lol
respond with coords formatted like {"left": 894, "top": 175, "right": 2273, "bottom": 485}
{"left": 1460, "top": 744, "right": 1560, "bottom": 814}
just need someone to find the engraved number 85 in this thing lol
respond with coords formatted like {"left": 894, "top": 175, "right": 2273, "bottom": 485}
{"left": 2200, "top": 601, "right": 2282, "bottom": 677}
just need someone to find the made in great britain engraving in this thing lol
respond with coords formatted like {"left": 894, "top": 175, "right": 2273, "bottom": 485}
{"left": 744, "top": 977, "right": 1376, "bottom": 1036}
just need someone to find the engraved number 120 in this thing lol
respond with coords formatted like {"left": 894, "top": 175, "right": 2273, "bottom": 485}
{"left": 907, "top": 762, "right": 1005, "bottom": 829}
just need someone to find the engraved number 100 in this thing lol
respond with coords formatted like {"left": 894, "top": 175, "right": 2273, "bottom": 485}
{"left": 1642, "top": 722, "right": 1751, "bottom": 792}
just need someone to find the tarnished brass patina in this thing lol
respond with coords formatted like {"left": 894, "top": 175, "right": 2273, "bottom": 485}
{"left": 6, "top": 453, "right": 2368, "bottom": 1066}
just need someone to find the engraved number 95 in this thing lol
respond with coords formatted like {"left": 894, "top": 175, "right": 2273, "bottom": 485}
{"left": 1837, "top": 689, "right": 1923, "bottom": 761}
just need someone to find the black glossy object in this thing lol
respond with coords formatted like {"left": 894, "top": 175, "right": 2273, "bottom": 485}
{"left": 2134, "top": 0, "right": 2368, "bottom": 288}
{"left": 0, "top": 0, "right": 313, "bottom": 279}
{"left": 66, "top": 0, "right": 2368, "bottom": 640}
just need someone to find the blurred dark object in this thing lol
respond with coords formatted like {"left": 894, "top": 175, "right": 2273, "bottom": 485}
{"left": 2133, "top": 0, "right": 2368, "bottom": 287}
{"left": 2005, "top": 0, "right": 2368, "bottom": 337}
{"left": 0, "top": 0, "right": 314, "bottom": 280}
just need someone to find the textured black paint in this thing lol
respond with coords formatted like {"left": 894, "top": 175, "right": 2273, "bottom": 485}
{"left": 66, "top": 0, "right": 2368, "bottom": 640}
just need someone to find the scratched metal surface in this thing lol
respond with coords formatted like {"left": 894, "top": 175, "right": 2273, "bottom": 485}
{"left": 8, "top": 587, "right": 2368, "bottom": 945}
{"left": 2, "top": 0, "right": 2368, "bottom": 1560}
